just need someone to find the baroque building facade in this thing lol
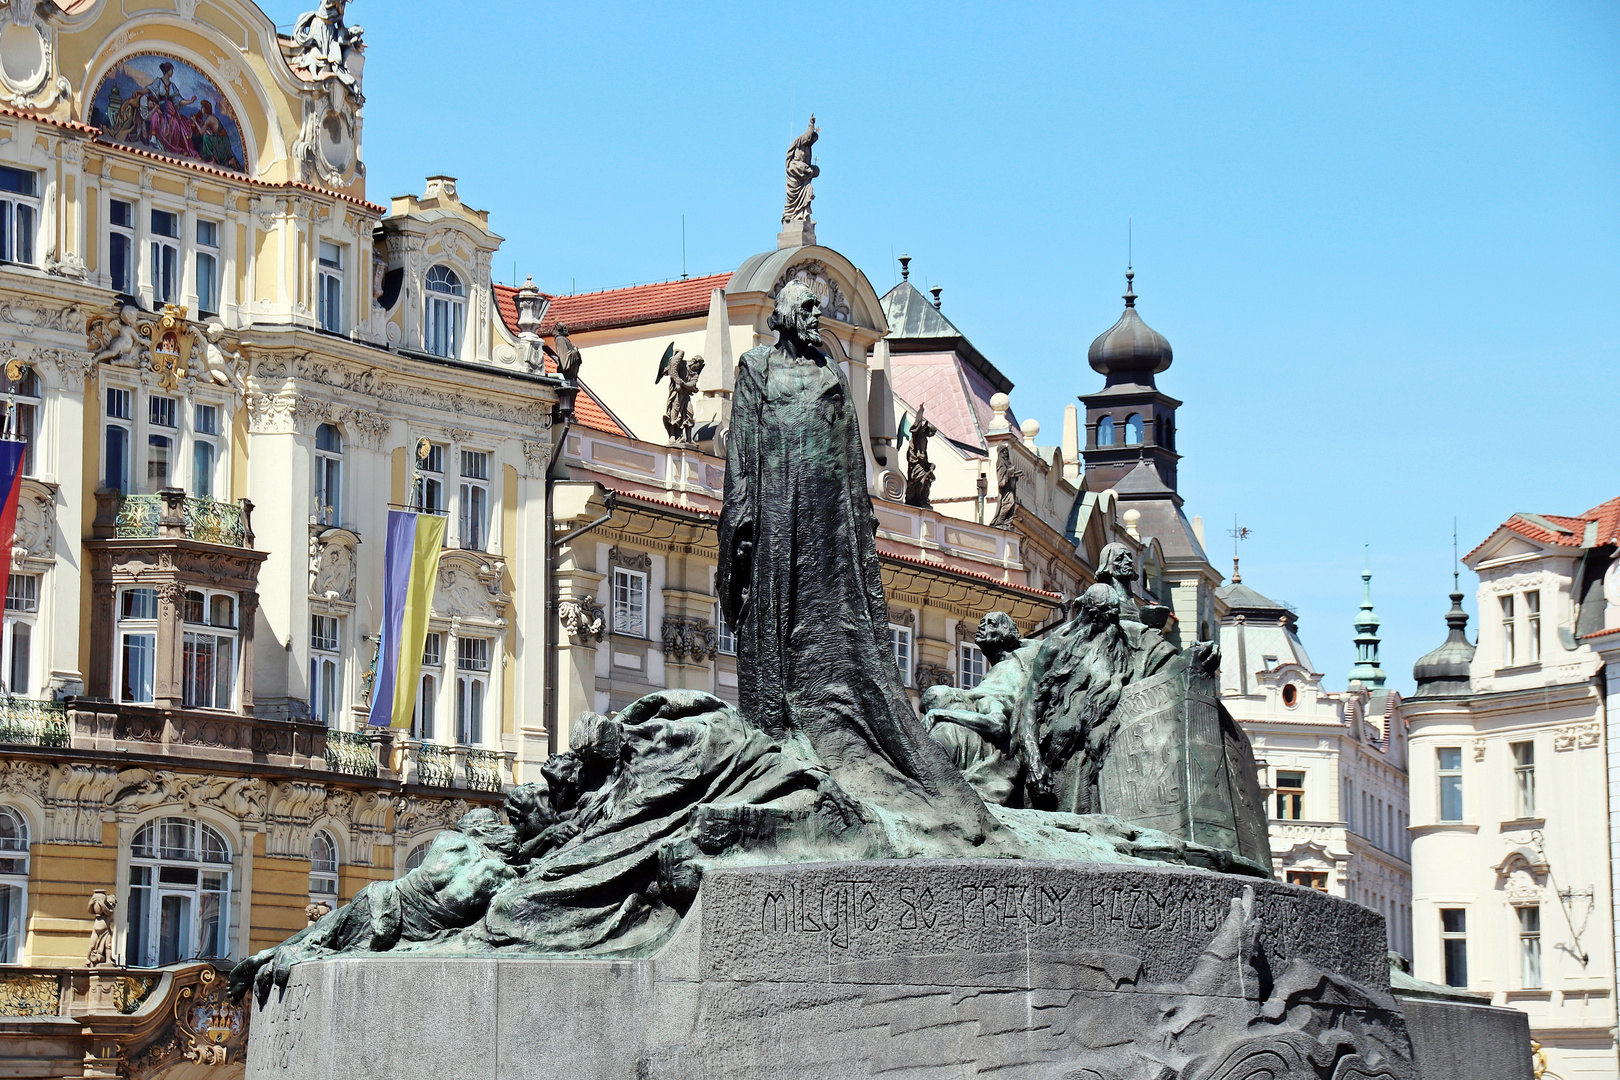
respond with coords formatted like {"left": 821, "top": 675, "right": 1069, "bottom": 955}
{"left": 0, "top": 1, "right": 561, "bottom": 1070}
{"left": 1404, "top": 497, "right": 1619, "bottom": 1080}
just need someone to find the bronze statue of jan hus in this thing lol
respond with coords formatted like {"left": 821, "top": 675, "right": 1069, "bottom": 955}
{"left": 717, "top": 280, "right": 993, "bottom": 839}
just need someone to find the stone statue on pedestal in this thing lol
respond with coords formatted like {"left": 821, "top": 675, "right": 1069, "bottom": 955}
{"left": 990, "top": 442, "right": 1022, "bottom": 528}
{"left": 659, "top": 349, "right": 704, "bottom": 444}
{"left": 903, "top": 405, "right": 936, "bottom": 508}
{"left": 782, "top": 116, "right": 819, "bottom": 224}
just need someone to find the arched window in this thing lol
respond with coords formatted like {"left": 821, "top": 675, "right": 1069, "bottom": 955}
{"left": 423, "top": 266, "right": 465, "bottom": 358}
{"left": 1096, "top": 416, "right": 1116, "bottom": 447}
{"left": 128, "top": 817, "right": 231, "bottom": 967}
{"left": 309, "top": 829, "right": 339, "bottom": 901}
{"left": 0, "top": 807, "right": 28, "bottom": 963}
{"left": 314, "top": 423, "right": 343, "bottom": 527}
{"left": 403, "top": 842, "right": 430, "bottom": 873}
{"left": 1124, "top": 413, "right": 1144, "bottom": 445}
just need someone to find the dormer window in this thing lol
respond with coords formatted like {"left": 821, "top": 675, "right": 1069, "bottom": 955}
{"left": 424, "top": 265, "right": 464, "bottom": 358}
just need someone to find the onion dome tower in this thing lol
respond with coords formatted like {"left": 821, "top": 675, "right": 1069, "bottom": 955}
{"left": 1412, "top": 570, "right": 1477, "bottom": 698}
{"left": 1347, "top": 556, "right": 1388, "bottom": 688}
{"left": 1080, "top": 269, "right": 1182, "bottom": 492}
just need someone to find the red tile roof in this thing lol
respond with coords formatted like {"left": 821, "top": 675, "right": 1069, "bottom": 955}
{"left": 1584, "top": 626, "right": 1620, "bottom": 640}
{"left": 535, "top": 273, "right": 732, "bottom": 335}
{"left": 491, "top": 284, "right": 631, "bottom": 438}
{"left": 1467, "top": 495, "right": 1620, "bottom": 561}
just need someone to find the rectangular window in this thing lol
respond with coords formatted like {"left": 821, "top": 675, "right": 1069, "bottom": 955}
{"left": 6, "top": 369, "right": 36, "bottom": 477}
{"left": 959, "top": 642, "right": 987, "bottom": 690}
{"left": 191, "top": 403, "right": 218, "bottom": 499}
{"left": 311, "top": 615, "right": 339, "bottom": 652}
{"left": 414, "top": 442, "right": 444, "bottom": 514}
{"left": 318, "top": 241, "right": 343, "bottom": 333}
{"left": 457, "top": 637, "right": 489, "bottom": 673}
{"left": 1512, "top": 741, "right": 1535, "bottom": 819}
{"left": 413, "top": 672, "right": 436, "bottom": 741}
{"left": 149, "top": 396, "right": 176, "bottom": 428}
{"left": 425, "top": 293, "right": 464, "bottom": 358}
{"left": 1286, "top": 870, "right": 1328, "bottom": 892}
{"left": 6, "top": 620, "right": 28, "bottom": 696}
{"left": 146, "top": 434, "right": 172, "bottom": 492}
{"left": 0, "top": 166, "right": 38, "bottom": 266}
{"left": 1438, "top": 747, "right": 1464, "bottom": 822}
{"left": 1518, "top": 906, "right": 1542, "bottom": 989}
{"left": 1275, "top": 770, "right": 1305, "bottom": 820}
{"left": 309, "top": 614, "right": 340, "bottom": 726}
{"left": 118, "top": 587, "right": 157, "bottom": 704}
{"left": 1525, "top": 591, "right": 1541, "bottom": 665}
{"left": 458, "top": 450, "right": 489, "bottom": 551}
{"left": 1441, "top": 909, "right": 1468, "bottom": 987}
{"left": 150, "top": 209, "right": 180, "bottom": 304}
{"left": 422, "top": 632, "right": 443, "bottom": 668}
{"left": 195, "top": 220, "right": 219, "bottom": 316}
{"left": 612, "top": 569, "right": 646, "bottom": 637}
{"left": 890, "top": 624, "right": 913, "bottom": 686}
{"left": 1500, "top": 595, "right": 1515, "bottom": 666}
{"left": 105, "top": 387, "right": 132, "bottom": 492}
{"left": 715, "top": 605, "right": 736, "bottom": 656}
{"left": 182, "top": 631, "right": 234, "bottom": 709}
{"left": 455, "top": 640, "right": 489, "bottom": 746}
{"left": 109, "top": 198, "right": 134, "bottom": 294}
{"left": 5, "top": 574, "right": 38, "bottom": 613}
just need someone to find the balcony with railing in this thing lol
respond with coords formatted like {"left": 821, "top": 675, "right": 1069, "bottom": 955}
{"left": 324, "top": 729, "right": 380, "bottom": 778}
{"left": 0, "top": 696, "right": 66, "bottom": 747}
{"left": 98, "top": 488, "right": 254, "bottom": 548}
{"left": 400, "top": 740, "right": 514, "bottom": 793}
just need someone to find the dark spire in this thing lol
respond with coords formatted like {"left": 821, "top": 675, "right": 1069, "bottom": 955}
{"left": 1123, "top": 267, "right": 1136, "bottom": 308}
{"left": 898, "top": 253, "right": 911, "bottom": 281}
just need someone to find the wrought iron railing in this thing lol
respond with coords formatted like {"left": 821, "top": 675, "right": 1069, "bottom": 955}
{"left": 183, "top": 496, "right": 247, "bottom": 546}
{"left": 112, "top": 494, "right": 160, "bottom": 538}
{"left": 0, "top": 696, "right": 66, "bottom": 747}
{"left": 465, "top": 748, "right": 503, "bottom": 793}
{"left": 416, "top": 742, "right": 454, "bottom": 787}
{"left": 324, "top": 729, "right": 377, "bottom": 777}
{"left": 113, "top": 494, "right": 248, "bottom": 547}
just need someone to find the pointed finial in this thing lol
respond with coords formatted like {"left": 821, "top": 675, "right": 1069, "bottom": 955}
{"left": 929, "top": 285, "right": 942, "bottom": 310}
{"left": 898, "top": 254, "right": 911, "bottom": 281}
{"left": 1232, "top": 556, "right": 1242, "bottom": 584}
{"left": 1123, "top": 268, "right": 1136, "bottom": 309}
{"left": 1452, "top": 517, "right": 1459, "bottom": 592}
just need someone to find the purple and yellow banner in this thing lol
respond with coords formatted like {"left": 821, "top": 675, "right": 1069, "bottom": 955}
{"left": 366, "top": 509, "right": 446, "bottom": 729}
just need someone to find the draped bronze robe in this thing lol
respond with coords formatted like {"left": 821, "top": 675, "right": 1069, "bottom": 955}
{"left": 718, "top": 344, "right": 990, "bottom": 835}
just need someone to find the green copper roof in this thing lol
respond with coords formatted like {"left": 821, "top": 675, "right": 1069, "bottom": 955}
{"left": 1347, "top": 557, "right": 1387, "bottom": 688}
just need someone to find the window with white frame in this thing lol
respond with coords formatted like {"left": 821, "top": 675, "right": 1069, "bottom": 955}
{"left": 0, "top": 167, "right": 38, "bottom": 266}
{"left": 308, "top": 829, "right": 339, "bottom": 901}
{"left": 1512, "top": 740, "right": 1536, "bottom": 819}
{"left": 118, "top": 587, "right": 157, "bottom": 703}
{"left": 459, "top": 450, "right": 489, "bottom": 551}
{"left": 890, "top": 624, "right": 913, "bottom": 686}
{"left": 1438, "top": 747, "right": 1464, "bottom": 822}
{"left": 192, "top": 403, "right": 218, "bottom": 499}
{"left": 310, "top": 613, "right": 340, "bottom": 727}
{"left": 318, "top": 241, "right": 343, "bottom": 333}
{"left": 108, "top": 198, "right": 134, "bottom": 295}
{"left": 4, "top": 574, "right": 37, "bottom": 696}
{"left": 150, "top": 209, "right": 180, "bottom": 305}
{"left": 147, "top": 394, "right": 177, "bottom": 493}
{"left": 455, "top": 637, "right": 489, "bottom": 745}
{"left": 314, "top": 424, "right": 343, "bottom": 526}
{"left": 715, "top": 604, "right": 736, "bottom": 656}
{"left": 181, "top": 590, "right": 237, "bottom": 710}
{"left": 423, "top": 265, "right": 465, "bottom": 358}
{"left": 127, "top": 817, "right": 231, "bottom": 967}
{"left": 105, "top": 387, "right": 132, "bottom": 492}
{"left": 413, "top": 632, "right": 442, "bottom": 741}
{"left": 413, "top": 442, "right": 445, "bottom": 514}
{"left": 1440, "top": 908, "right": 1468, "bottom": 987}
{"left": 958, "top": 641, "right": 986, "bottom": 690}
{"left": 5, "top": 366, "right": 38, "bottom": 477}
{"left": 1517, "top": 906, "right": 1542, "bottom": 989}
{"left": 612, "top": 569, "right": 646, "bottom": 638}
{"left": 195, "top": 220, "right": 220, "bottom": 316}
{"left": 0, "top": 806, "right": 27, "bottom": 963}
{"left": 1525, "top": 591, "right": 1541, "bottom": 664}
{"left": 1499, "top": 595, "right": 1515, "bottom": 666}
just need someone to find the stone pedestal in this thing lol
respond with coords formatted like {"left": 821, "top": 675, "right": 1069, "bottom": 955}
{"left": 246, "top": 861, "right": 1527, "bottom": 1080}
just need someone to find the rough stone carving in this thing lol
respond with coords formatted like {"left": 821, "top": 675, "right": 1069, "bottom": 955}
{"left": 521, "top": 438, "right": 552, "bottom": 478}
{"left": 660, "top": 616, "right": 718, "bottom": 663}
{"left": 607, "top": 546, "right": 651, "bottom": 573}
{"left": 393, "top": 795, "right": 470, "bottom": 836}
{"left": 990, "top": 442, "right": 1022, "bottom": 529}
{"left": 659, "top": 348, "right": 703, "bottom": 445}
{"left": 87, "top": 890, "right": 116, "bottom": 965}
{"left": 290, "top": 0, "right": 364, "bottom": 94}
{"left": 903, "top": 404, "right": 936, "bottom": 508}
{"left": 344, "top": 407, "right": 390, "bottom": 451}
{"left": 782, "top": 116, "right": 819, "bottom": 224}
{"left": 309, "top": 529, "right": 357, "bottom": 602}
{"left": 265, "top": 781, "right": 328, "bottom": 858}
{"left": 0, "top": 297, "right": 81, "bottom": 333}
{"left": 558, "top": 597, "right": 604, "bottom": 644}
{"left": 87, "top": 302, "right": 145, "bottom": 367}
{"left": 112, "top": 770, "right": 267, "bottom": 823}
{"left": 771, "top": 260, "right": 851, "bottom": 324}
{"left": 201, "top": 323, "right": 247, "bottom": 391}
{"left": 913, "top": 662, "right": 952, "bottom": 691}
{"left": 433, "top": 554, "right": 509, "bottom": 624}
{"left": 12, "top": 483, "right": 54, "bottom": 564}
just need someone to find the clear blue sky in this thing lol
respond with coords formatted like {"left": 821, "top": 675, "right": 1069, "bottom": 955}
{"left": 267, "top": 1, "right": 1617, "bottom": 691}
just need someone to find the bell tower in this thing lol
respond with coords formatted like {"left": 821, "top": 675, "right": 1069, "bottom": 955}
{"left": 1079, "top": 270, "right": 1182, "bottom": 493}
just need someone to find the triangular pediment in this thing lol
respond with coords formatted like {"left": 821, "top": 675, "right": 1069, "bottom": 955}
{"left": 1469, "top": 528, "right": 1546, "bottom": 566}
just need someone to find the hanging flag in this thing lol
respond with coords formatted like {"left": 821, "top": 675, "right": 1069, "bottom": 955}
{"left": 0, "top": 440, "right": 25, "bottom": 607}
{"left": 366, "top": 509, "right": 446, "bottom": 729}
